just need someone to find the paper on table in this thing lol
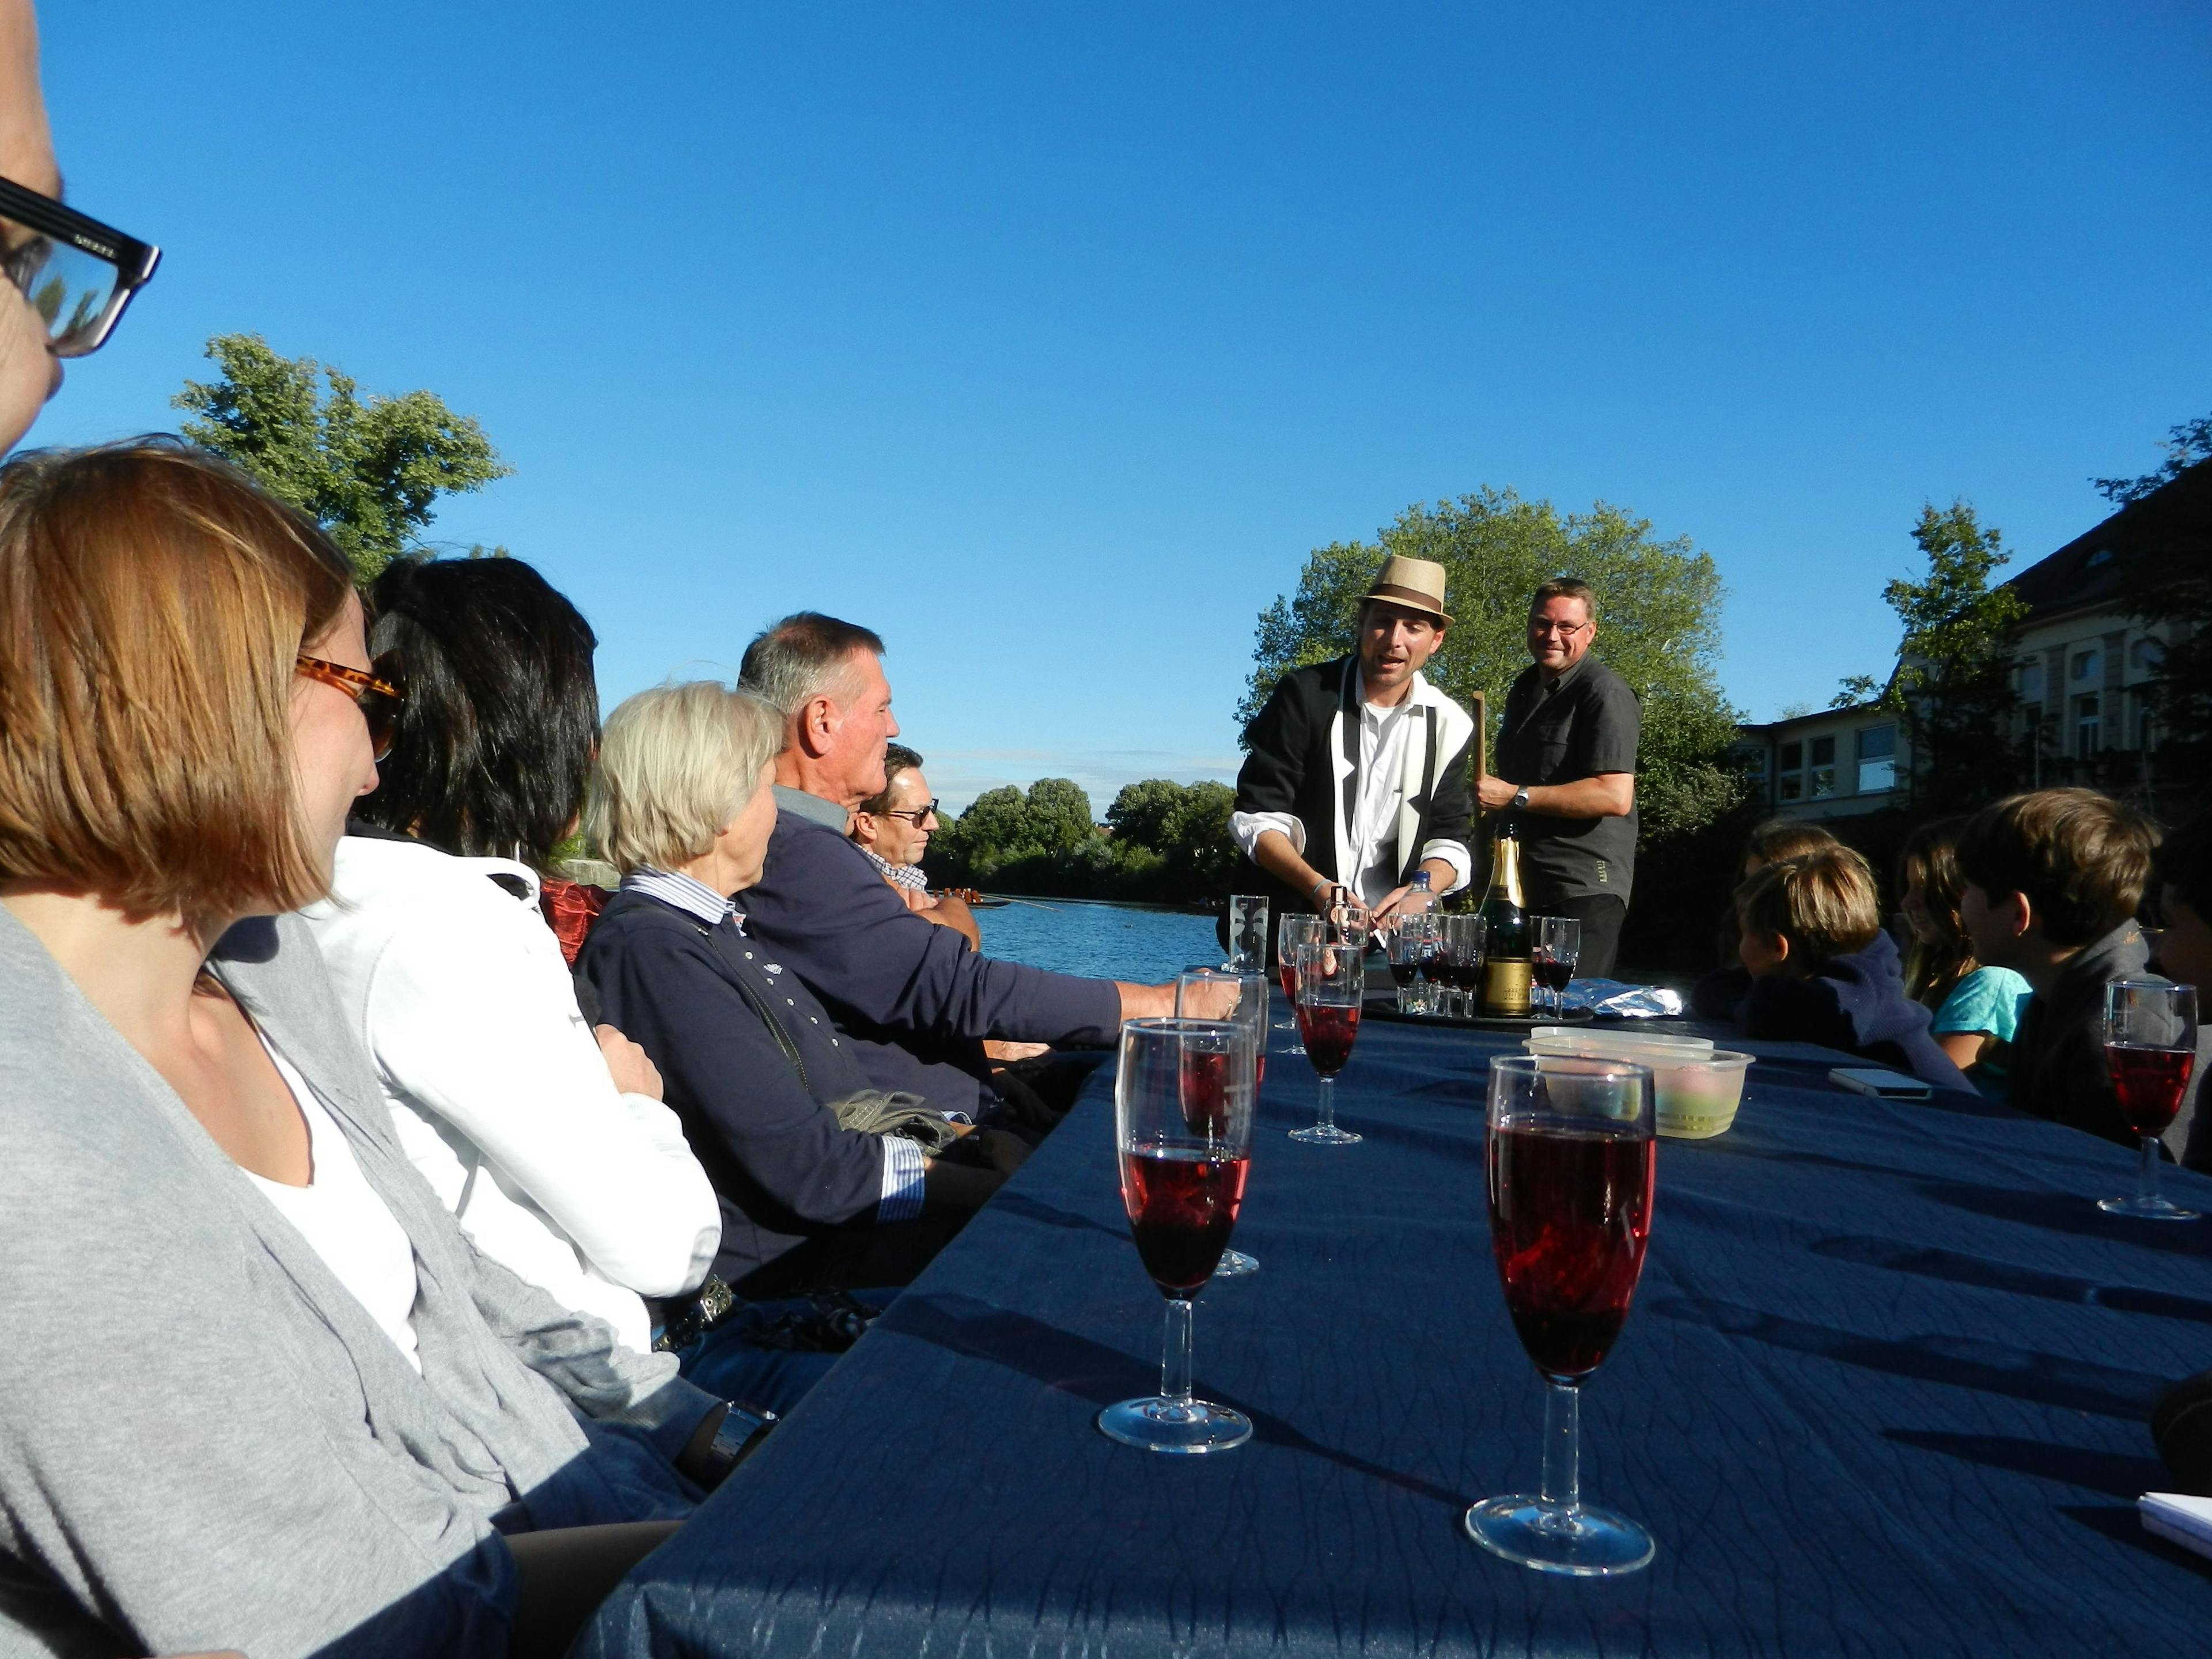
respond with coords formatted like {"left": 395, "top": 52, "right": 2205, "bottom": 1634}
{"left": 2140, "top": 1492, "right": 2212, "bottom": 1558}
{"left": 1560, "top": 978, "right": 1687, "bottom": 1019}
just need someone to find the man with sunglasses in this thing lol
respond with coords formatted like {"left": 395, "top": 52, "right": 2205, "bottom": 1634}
{"left": 1476, "top": 576, "right": 1641, "bottom": 978}
{"left": 848, "top": 742, "right": 981, "bottom": 949}
{"left": 0, "top": 0, "right": 160, "bottom": 453}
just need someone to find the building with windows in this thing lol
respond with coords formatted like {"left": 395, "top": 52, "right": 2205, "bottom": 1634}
{"left": 1740, "top": 459, "right": 2205, "bottom": 821}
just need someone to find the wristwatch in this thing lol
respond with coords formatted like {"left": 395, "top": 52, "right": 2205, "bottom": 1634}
{"left": 1512, "top": 787, "right": 1531, "bottom": 812}
{"left": 696, "top": 1399, "right": 779, "bottom": 1488}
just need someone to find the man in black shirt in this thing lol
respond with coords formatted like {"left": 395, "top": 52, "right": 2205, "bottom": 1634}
{"left": 1478, "top": 577, "right": 1640, "bottom": 977}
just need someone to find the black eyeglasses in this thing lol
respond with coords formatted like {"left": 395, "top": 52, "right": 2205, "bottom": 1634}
{"left": 0, "top": 176, "right": 160, "bottom": 358}
{"left": 884, "top": 799, "right": 941, "bottom": 825}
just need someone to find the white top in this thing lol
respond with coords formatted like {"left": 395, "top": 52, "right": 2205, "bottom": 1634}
{"left": 1229, "top": 665, "right": 1474, "bottom": 907}
{"left": 301, "top": 835, "right": 720, "bottom": 1353}
{"left": 245, "top": 1044, "right": 423, "bottom": 1372}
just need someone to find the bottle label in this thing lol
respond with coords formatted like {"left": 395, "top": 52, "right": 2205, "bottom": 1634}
{"left": 1482, "top": 958, "right": 1532, "bottom": 1017}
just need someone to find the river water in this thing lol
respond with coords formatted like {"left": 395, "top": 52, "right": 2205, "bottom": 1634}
{"left": 971, "top": 896, "right": 1223, "bottom": 984}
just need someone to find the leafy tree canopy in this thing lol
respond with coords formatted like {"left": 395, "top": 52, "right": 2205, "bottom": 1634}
{"left": 1244, "top": 489, "right": 1745, "bottom": 843}
{"left": 1835, "top": 501, "right": 2026, "bottom": 813}
{"left": 2093, "top": 411, "right": 2212, "bottom": 505}
{"left": 173, "top": 332, "right": 512, "bottom": 580}
{"left": 930, "top": 777, "right": 1235, "bottom": 903}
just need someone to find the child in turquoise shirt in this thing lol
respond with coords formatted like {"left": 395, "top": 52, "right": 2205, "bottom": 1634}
{"left": 1900, "top": 818, "right": 2033, "bottom": 1103}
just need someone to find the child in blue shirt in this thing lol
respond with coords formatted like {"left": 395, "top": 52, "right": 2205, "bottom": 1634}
{"left": 1898, "top": 817, "right": 2032, "bottom": 1103}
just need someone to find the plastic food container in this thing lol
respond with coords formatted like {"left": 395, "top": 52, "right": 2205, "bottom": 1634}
{"left": 1524, "top": 1037, "right": 1755, "bottom": 1139}
{"left": 1528, "top": 1026, "right": 1713, "bottom": 1056}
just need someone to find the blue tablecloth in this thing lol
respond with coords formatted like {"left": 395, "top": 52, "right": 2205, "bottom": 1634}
{"left": 582, "top": 1005, "right": 2212, "bottom": 1657}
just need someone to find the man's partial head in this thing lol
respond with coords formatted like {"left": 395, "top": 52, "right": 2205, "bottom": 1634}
{"left": 737, "top": 611, "right": 896, "bottom": 810}
{"left": 1, "top": 0, "right": 63, "bottom": 451}
{"left": 1528, "top": 577, "right": 1598, "bottom": 676}
{"left": 1955, "top": 789, "right": 2153, "bottom": 954}
{"left": 851, "top": 743, "right": 937, "bottom": 866}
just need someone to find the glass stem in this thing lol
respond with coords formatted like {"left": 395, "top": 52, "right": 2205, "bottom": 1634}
{"left": 1160, "top": 1297, "right": 1195, "bottom": 1407}
{"left": 1316, "top": 1073, "right": 1336, "bottom": 1131}
{"left": 2140, "top": 1134, "right": 2161, "bottom": 1207}
{"left": 1540, "top": 1380, "right": 1582, "bottom": 1516}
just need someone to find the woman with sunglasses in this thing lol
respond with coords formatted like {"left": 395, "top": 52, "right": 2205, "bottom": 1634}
{"left": 0, "top": 441, "right": 744, "bottom": 1658}
{"left": 301, "top": 556, "right": 738, "bottom": 1369}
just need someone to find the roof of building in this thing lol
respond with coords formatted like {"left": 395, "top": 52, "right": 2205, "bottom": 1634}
{"left": 2002, "top": 456, "right": 2212, "bottom": 626}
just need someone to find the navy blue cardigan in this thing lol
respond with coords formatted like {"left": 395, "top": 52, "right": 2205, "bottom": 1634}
{"left": 578, "top": 888, "right": 893, "bottom": 1289}
{"left": 738, "top": 808, "right": 1124, "bottom": 1113}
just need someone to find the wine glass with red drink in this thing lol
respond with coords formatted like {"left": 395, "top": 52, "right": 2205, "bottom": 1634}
{"left": 1532, "top": 916, "right": 1581, "bottom": 1018}
{"left": 1465, "top": 1053, "right": 1657, "bottom": 1575}
{"left": 1096, "top": 1018, "right": 1255, "bottom": 1454}
{"left": 1177, "top": 969, "right": 1268, "bottom": 1278}
{"left": 1291, "top": 941, "right": 1363, "bottom": 1145}
{"left": 1445, "top": 913, "right": 1488, "bottom": 1020}
{"left": 2098, "top": 979, "right": 2199, "bottom": 1221}
{"left": 1276, "top": 915, "right": 1327, "bottom": 1036}
{"left": 1387, "top": 914, "right": 1436, "bottom": 1016}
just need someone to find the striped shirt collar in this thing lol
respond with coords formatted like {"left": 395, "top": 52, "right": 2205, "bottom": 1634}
{"left": 623, "top": 866, "right": 741, "bottom": 929}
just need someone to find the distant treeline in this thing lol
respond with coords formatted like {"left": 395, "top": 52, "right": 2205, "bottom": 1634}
{"left": 925, "top": 778, "right": 1237, "bottom": 907}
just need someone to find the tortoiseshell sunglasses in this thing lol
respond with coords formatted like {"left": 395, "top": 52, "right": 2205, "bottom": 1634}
{"left": 295, "top": 653, "right": 404, "bottom": 762}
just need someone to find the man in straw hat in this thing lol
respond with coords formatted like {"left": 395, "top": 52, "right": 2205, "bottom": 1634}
{"left": 1229, "top": 554, "right": 1479, "bottom": 945}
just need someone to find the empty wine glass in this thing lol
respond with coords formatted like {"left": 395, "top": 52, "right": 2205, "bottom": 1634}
{"left": 1096, "top": 1018, "right": 1255, "bottom": 1455}
{"left": 1177, "top": 969, "right": 1268, "bottom": 1278}
{"left": 2099, "top": 979, "right": 2199, "bottom": 1221}
{"left": 1532, "top": 916, "right": 1581, "bottom": 1018}
{"left": 1276, "top": 914, "right": 1327, "bottom": 1036}
{"left": 1291, "top": 941, "right": 1363, "bottom": 1145}
{"left": 1465, "top": 1054, "right": 1657, "bottom": 1575}
{"left": 1226, "top": 895, "right": 1270, "bottom": 974}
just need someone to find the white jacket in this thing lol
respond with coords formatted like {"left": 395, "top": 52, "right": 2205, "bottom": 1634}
{"left": 302, "top": 835, "right": 719, "bottom": 1352}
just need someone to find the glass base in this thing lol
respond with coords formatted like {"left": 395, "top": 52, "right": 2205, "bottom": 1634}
{"left": 1097, "top": 1396, "right": 1252, "bottom": 1454}
{"left": 1289, "top": 1122, "right": 1361, "bottom": 1145}
{"left": 1214, "top": 1248, "right": 1258, "bottom": 1278}
{"left": 1463, "top": 1494, "right": 1654, "bottom": 1576}
{"left": 2099, "top": 1194, "right": 2200, "bottom": 1220}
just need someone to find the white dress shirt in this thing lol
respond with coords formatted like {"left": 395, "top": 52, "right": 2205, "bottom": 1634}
{"left": 1229, "top": 666, "right": 1474, "bottom": 908}
{"left": 303, "top": 836, "right": 722, "bottom": 1354}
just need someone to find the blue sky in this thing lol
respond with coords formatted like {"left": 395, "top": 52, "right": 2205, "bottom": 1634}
{"left": 26, "top": 1, "right": 2211, "bottom": 812}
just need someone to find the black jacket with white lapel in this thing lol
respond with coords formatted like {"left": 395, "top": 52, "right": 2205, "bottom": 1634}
{"left": 1230, "top": 656, "right": 1478, "bottom": 919}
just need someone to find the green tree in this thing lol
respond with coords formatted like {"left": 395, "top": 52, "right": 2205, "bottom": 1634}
{"left": 173, "top": 333, "right": 512, "bottom": 580}
{"left": 1244, "top": 489, "right": 1746, "bottom": 844}
{"left": 2093, "top": 411, "right": 2212, "bottom": 505}
{"left": 1838, "top": 501, "right": 2027, "bottom": 813}
{"left": 1023, "top": 779, "right": 1099, "bottom": 854}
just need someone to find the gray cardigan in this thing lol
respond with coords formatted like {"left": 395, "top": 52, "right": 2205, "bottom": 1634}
{"left": 0, "top": 908, "right": 718, "bottom": 1657}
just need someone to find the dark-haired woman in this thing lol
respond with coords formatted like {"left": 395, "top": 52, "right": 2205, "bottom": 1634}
{"left": 302, "top": 556, "right": 719, "bottom": 1357}
{"left": 0, "top": 442, "right": 734, "bottom": 1657}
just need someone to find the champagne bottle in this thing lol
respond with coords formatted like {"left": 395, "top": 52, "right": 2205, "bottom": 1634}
{"left": 1478, "top": 819, "right": 1532, "bottom": 1017}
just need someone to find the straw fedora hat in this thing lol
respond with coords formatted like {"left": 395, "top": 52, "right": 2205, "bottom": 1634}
{"left": 1362, "top": 554, "right": 1453, "bottom": 627}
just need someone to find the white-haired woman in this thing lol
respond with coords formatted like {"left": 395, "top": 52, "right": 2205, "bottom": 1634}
{"left": 578, "top": 684, "right": 1010, "bottom": 1347}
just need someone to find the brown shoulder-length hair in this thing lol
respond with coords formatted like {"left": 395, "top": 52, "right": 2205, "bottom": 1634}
{"left": 0, "top": 438, "right": 355, "bottom": 924}
{"left": 1897, "top": 815, "right": 1976, "bottom": 1007}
